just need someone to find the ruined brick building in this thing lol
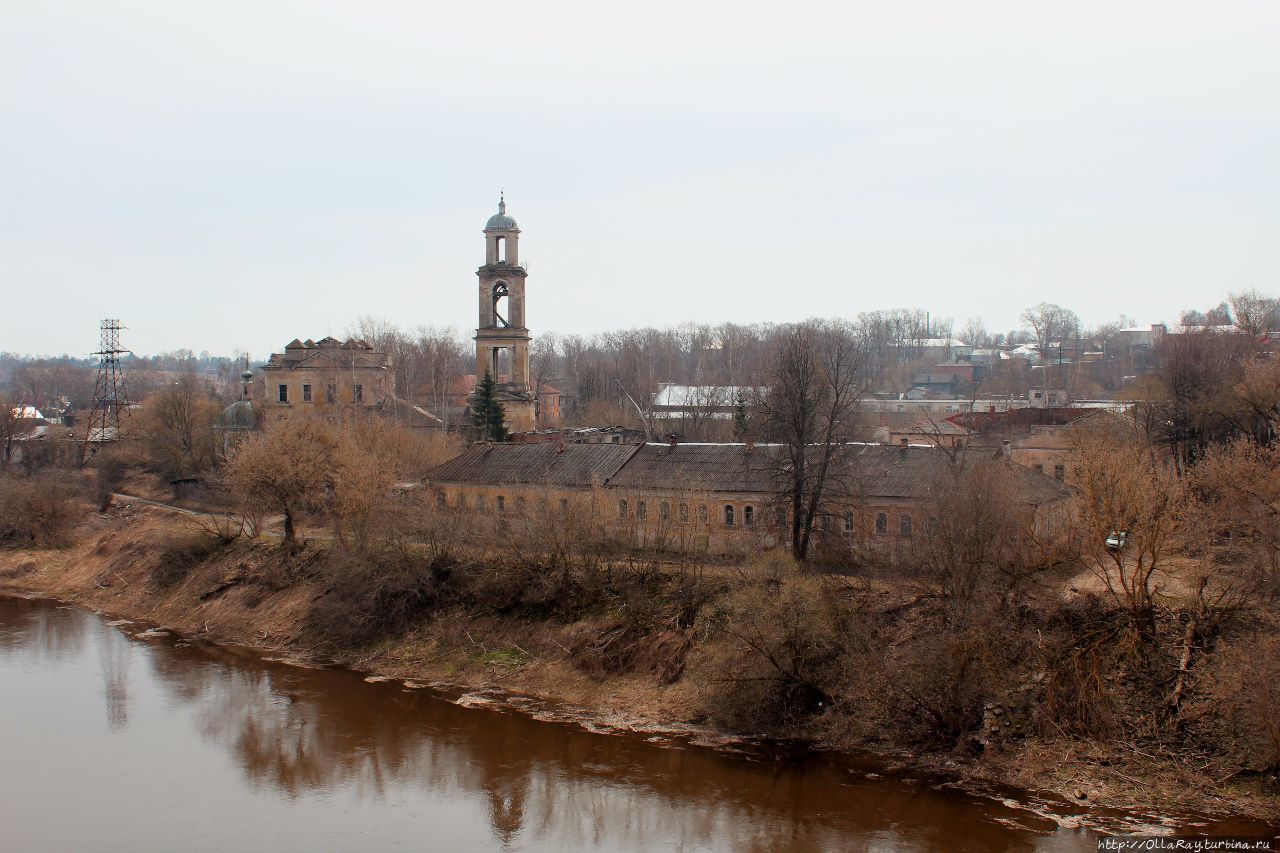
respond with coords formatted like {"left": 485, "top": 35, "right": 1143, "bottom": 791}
{"left": 240, "top": 335, "right": 440, "bottom": 430}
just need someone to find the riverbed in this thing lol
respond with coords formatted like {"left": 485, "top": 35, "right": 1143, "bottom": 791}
{"left": 0, "top": 595, "right": 1184, "bottom": 851}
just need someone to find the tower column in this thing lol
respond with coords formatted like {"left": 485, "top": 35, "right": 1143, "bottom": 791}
{"left": 473, "top": 195, "right": 536, "bottom": 433}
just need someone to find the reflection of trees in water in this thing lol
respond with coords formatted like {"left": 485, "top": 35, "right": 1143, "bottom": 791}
{"left": 137, "top": 646, "right": 1000, "bottom": 852}
{"left": 0, "top": 600, "right": 1052, "bottom": 852}
{"left": 0, "top": 598, "right": 87, "bottom": 662}
{"left": 96, "top": 623, "right": 131, "bottom": 730}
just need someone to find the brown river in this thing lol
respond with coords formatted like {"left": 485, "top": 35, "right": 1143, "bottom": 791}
{"left": 0, "top": 595, "right": 1267, "bottom": 852}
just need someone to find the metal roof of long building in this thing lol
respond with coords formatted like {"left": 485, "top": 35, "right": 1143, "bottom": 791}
{"left": 425, "top": 442, "right": 640, "bottom": 486}
{"left": 605, "top": 443, "right": 781, "bottom": 493}
{"left": 425, "top": 441, "right": 1071, "bottom": 503}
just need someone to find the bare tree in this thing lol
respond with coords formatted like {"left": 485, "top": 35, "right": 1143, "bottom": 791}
{"left": 921, "top": 452, "right": 1055, "bottom": 611}
{"left": 1020, "top": 302, "right": 1080, "bottom": 362}
{"left": 0, "top": 391, "right": 39, "bottom": 468}
{"left": 224, "top": 418, "right": 342, "bottom": 548}
{"left": 137, "top": 373, "right": 221, "bottom": 481}
{"left": 1070, "top": 424, "right": 1184, "bottom": 640}
{"left": 1227, "top": 290, "right": 1279, "bottom": 338}
{"left": 1190, "top": 439, "right": 1280, "bottom": 606}
{"left": 530, "top": 332, "right": 561, "bottom": 426}
{"left": 760, "top": 321, "right": 866, "bottom": 560}
{"left": 1154, "top": 329, "right": 1255, "bottom": 472}
{"left": 959, "top": 317, "right": 990, "bottom": 348}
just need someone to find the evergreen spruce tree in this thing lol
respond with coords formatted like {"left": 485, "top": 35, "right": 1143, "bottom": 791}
{"left": 732, "top": 397, "right": 748, "bottom": 442}
{"left": 470, "top": 369, "right": 508, "bottom": 442}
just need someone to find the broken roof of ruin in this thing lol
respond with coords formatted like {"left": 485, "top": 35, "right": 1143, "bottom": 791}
{"left": 263, "top": 335, "right": 389, "bottom": 371}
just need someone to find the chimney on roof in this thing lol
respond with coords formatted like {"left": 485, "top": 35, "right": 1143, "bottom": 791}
{"left": 899, "top": 437, "right": 908, "bottom": 459}
{"left": 1002, "top": 439, "right": 1012, "bottom": 458}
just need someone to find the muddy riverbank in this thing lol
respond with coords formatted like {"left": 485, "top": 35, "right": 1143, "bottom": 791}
{"left": 1, "top": 499, "right": 1277, "bottom": 836}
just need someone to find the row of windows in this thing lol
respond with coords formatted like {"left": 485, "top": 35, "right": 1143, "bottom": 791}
{"left": 615, "top": 500, "right": 764, "bottom": 527}
{"left": 436, "top": 492, "right": 570, "bottom": 514}
{"left": 277, "top": 383, "right": 362, "bottom": 404}
{"left": 436, "top": 491, "right": 935, "bottom": 537}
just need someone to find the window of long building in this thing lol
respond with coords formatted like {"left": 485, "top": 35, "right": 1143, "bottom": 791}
{"left": 875, "top": 512, "right": 888, "bottom": 534}
{"left": 724, "top": 505, "right": 735, "bottom": 527}
{"left": 660, "top": 502, "right": 670, "bottom": 521}
{"left": 618, "top": 499, "right": 628, "bottom": 520}
{"left": 697, "top": 505, "right": 708, "bottom": 524}
{"left": 277, "top": 384, "right": 288, "bottom": 403}
{"left": 637, "top": 500, "right": 647, "bottom": 521}
{"left": 302, "top": 384, "right": 312, "bottom": 402}
{"left": 744, "top": 506, "right": 755, "bottom": 526}
{"left": 679, "top": 503, "right": 689, "bottom": 522}
{"left": 900, "top": 514, "right": 913, "bottom": 537}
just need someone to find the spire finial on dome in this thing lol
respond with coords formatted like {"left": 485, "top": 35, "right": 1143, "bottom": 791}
{"left": 498, "top": 189, "right": 505, "bottom": 215}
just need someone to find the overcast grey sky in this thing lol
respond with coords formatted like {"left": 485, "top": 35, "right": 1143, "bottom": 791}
{"left": 2, "top": 0, "right": 1277, "bottom": 358}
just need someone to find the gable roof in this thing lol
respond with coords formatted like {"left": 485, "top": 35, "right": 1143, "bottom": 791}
{"left": 606, "top": 443, "right": 779, "bottom": 492}
{"left": 425, "top": 442, "right": 640, "bottom": 486}
{"left": 893, "top": 419, "right": 973, "bottom": 436}
{"left": 425, "top": 441, "right": 1072, "bottom": 505}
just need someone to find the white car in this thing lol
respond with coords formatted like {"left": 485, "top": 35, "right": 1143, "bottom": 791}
{"left": 1105, "top": 530, "right": 1128, "bottom": 551}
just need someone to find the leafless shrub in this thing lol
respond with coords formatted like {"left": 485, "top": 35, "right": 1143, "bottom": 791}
{"left": 1196, "top": 634, "right": 1280, "bottom": 775}
{"left": 700, "top": 556, "right": 857, "bottom": 732}
{"left": 1036, "top": 600, "right": 1127, "bottom": 738}
{"left": 304, "top": 551, "right": 456, "bottom": 648}
{"left": 92, "top": 451, "right": 128, "bottom": 512}
{"left": 0, "top": 473, "right": 80, "bottom": 547}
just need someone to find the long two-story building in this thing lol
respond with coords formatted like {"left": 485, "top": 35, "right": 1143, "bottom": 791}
{"left": 423, "top": 440, "right": 1071, "bottom": 559}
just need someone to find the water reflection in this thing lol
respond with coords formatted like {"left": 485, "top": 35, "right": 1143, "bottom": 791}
{"left": 97, "top": 626, "right": 131, "bottom": 730}
{"left": 0, "top": 596, "right": 1098, "bottom": 852}
{"left": 0, "top": 598, "right": 86, "bottom": 661}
